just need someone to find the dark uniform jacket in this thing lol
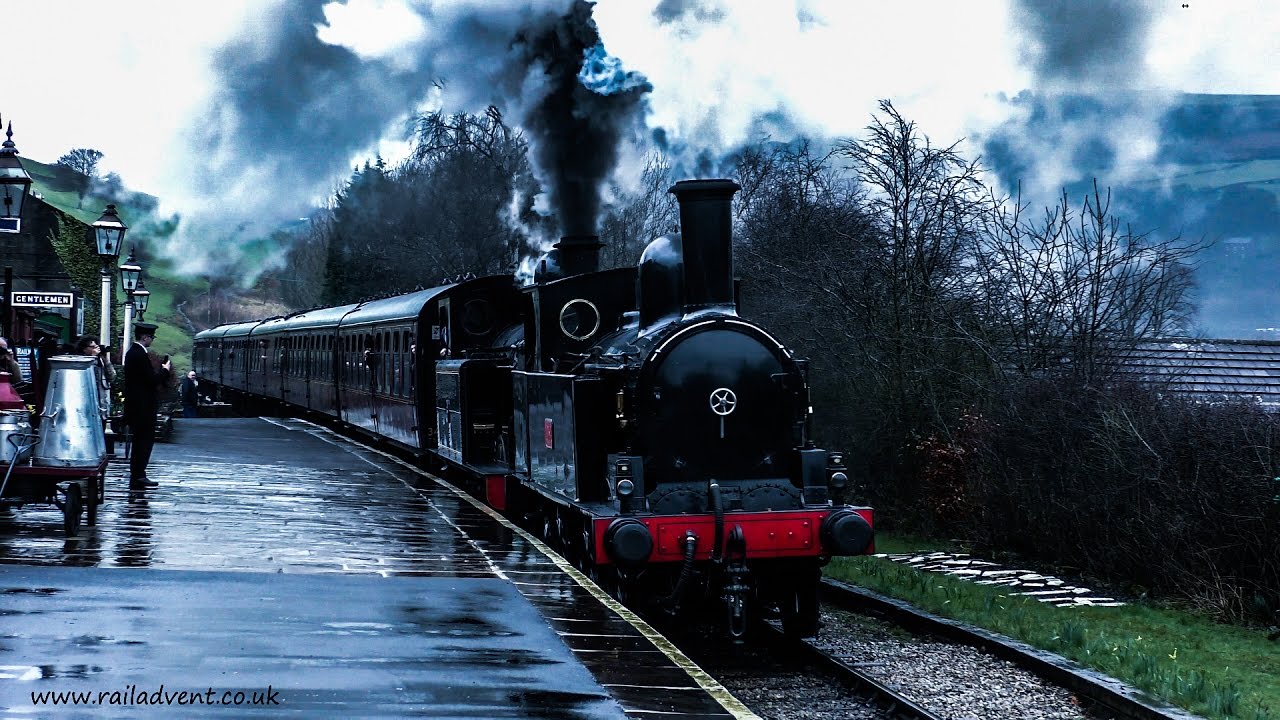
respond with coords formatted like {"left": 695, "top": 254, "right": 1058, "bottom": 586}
{"left": 179, "top": 376, "right": 199, "bottom": 406}
{"left": 124, "top": 342, "right": 169, "bottom": 424}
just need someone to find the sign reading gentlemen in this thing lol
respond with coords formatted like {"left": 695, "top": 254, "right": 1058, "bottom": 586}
{"left": 11, "top": 291, "right": 74, "bottom": 308}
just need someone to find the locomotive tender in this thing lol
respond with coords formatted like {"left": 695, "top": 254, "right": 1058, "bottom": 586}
{"left": 194, "top": 179, "right": 873, "bottom": 636}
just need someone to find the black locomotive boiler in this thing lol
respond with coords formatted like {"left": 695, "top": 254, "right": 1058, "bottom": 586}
{"left": 194, "top": 179, "right": 873, "bottom": 637}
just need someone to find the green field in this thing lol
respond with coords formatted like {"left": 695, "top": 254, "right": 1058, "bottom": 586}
{"left": 828, "top": 535, "right": 1279, "bottom": 720}
{"left": 1131, "top": 157, "right": 1280, "bottom": 197}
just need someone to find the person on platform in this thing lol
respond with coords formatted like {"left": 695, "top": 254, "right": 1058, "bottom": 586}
{"left": 179, "top": 370, "right": 200, "bottom": 418}
{"left": 76, "top": 335, "right": 115, "bottom": 419}
{"left": 124, "top": 323, "right": 171, "bottom": 489}
{"left": 0, "top": 337, "right": 21, "bottom": 382}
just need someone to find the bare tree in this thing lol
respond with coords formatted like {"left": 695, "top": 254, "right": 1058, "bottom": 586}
{"left": 972, "top": 180, "right": 1204, "bottom": 382}
{"left": 832, "top": 100, "right": 992, "bottom": 444}
{"left": 57, "top": 147, "right": 104, "bottom": 208}
{"left": 598, "top": 152, "right": 680, "bottom": 270}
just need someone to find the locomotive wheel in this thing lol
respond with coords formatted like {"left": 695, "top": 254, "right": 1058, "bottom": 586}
{"left": 63, "top": 484, "right": 83, "bottom": 537}
{"left": 779, "top": 579, "right": 820, "bottom": 637}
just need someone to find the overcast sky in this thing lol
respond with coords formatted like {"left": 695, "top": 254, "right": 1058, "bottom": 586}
{"left": 3, "top": 0, "right": 1276, "bottom": 273}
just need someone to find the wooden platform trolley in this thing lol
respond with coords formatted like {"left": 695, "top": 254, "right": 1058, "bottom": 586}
{"left": 0, "top": 357, "right": 111, "bottom": 537}
{"left": 1, "top": 435, "right": 105, "bottom": 536}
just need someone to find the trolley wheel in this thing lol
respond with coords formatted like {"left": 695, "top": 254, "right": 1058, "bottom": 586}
{"left": 63, "top": 483, "right": 83, "bottom": 537}
{"left": 780, "top": 578, "right": 820, "bottom": 638}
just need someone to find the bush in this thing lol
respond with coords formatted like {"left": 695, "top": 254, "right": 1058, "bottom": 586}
{"left": 947, "top": 377, "right": 1280, "bottom": 623}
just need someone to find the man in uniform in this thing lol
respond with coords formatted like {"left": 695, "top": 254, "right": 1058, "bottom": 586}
{"left": 124, "top": 323, "right": 171, "bottom": 489}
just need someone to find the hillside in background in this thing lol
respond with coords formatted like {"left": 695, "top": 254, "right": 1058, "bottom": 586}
{"left": 985, "top": 93, "right": 1280, "bottom": 339}
{"left": 1148, "top": 94, "right": 1280, "bottom": 338}
{"left": 20, "top": 155, "right": 281, "bottom": 371}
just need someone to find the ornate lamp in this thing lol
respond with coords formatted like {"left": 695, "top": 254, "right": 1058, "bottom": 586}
{"left": 119, "top": 248, "right": 142, "bottom": 347}
{"left": 119, "top": 248, "right": 142, "bottom": 293}
{"left": 133, "top": 278, "right": 150, "bottom": 317}
{"left": 93, "top": 205, "right": 128, "bottom": 347}
{"left": 93, "top": 204, "right": 128, "bottom": 259}
{"left": 0, "top": 118, "right": 33, "bottom": 233}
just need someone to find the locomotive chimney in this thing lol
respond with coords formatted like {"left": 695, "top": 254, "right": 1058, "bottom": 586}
{"left": 670, "top": 179, "right": 740, "bottom": 314}
{"left": 552, "top": 234, "right": 604, "bottom": 278}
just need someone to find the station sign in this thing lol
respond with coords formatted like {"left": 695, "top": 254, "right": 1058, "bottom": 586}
{"left": 0, "top": 217, "right": 19, "bottom": 234}
{"left": 14, "top": 346, "right": 33, "bottom": 379}
{"left": 11, "top": 291, "right": 74, "bottom": 308}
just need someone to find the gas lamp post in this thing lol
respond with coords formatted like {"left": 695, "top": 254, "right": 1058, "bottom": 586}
{"left": 119, "top": 248, "right": 141, "bottom": 349}
{"left": 132, "top": 279, "right": 150, "bottom": 321}
{"left": 92, "top": 204, "right": 127, "bottom": 349}
{"left": 0, "top": 117, "right": 32, "bottom": 339}
{"left": 0, "top": 117, "right": 32, "bottom": 235}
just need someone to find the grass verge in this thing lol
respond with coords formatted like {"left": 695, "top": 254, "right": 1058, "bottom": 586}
{"left": 826, "top": 538, "right": 1277, "bottom": 720}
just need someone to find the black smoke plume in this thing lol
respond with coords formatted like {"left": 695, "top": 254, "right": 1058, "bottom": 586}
{"left": 1012, "top": 0, "right": 1155, "bottom": 86}
{"left": 505, "top": 0, "right": 651, "bottom": 236}
{"left": 169, "top": 0, "right": 649, "bottom": 276}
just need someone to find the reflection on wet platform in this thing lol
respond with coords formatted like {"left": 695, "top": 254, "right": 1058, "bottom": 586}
{"left": 0, "top": 417, "right": 739, "bottom": 719}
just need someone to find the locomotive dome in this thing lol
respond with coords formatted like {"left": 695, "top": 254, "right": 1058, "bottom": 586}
{"left": 637, "top": 234, "right": 683, "bottom": 332}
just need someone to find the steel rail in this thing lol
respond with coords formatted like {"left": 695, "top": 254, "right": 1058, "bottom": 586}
{"left": 754, "top": 619, "right": 944, "bottom": 720}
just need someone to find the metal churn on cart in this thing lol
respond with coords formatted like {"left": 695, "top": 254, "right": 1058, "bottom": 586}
{"left": 34, "top": 356, "right": 107, "bottom": 467}
{"left": 1, "top": 356, "right": 109, "bottom": 536}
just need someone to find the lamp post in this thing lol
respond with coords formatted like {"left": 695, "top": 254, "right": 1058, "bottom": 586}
{"left": 119, "top": 248, "right": 141, "bottom": 349}
{"left": 0, "top": 116, "right": 32, "bottom": 340}
{"left": 0, "top": 117, "right": 32, "bottom": 235}
{"left": 133, "top": 279, "right": 150, "bottom": 321}
{"left": 92, "top": 204, "right": 127, "bottom": 349}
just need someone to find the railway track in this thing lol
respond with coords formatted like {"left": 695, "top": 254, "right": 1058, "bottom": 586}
{"left": 652, "top": 579, "right": 1204, "bottom": 720}
{"left": 664, "top": 618, "right": 936, "bottom": 720}
{"left": 811, "top": 579, "right": 1203, "bottom": 720}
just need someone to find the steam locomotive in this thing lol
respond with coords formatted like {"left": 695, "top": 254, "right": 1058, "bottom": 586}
{"left": 193, "top": 179, "right": 873, "bottom": 637}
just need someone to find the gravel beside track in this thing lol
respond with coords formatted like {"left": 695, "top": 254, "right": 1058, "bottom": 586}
{"left": 812, "top": 606, "right": 1094, "bottom": 720}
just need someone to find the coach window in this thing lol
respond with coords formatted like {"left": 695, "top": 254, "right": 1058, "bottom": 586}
{"left": 349, "top": 335, "right": 356, "bottom": 383}
{"left": 395, "top": 331, "right": 405, "bottom": 397}
{"left": 405, "top": 332, "right": 414, "bottom": 395}
{"left": 378, "top": 330, "right": 389, "bottom": 392}
{"left": 396, "top": 331, "right": 404, "bottom": 398}
{"left": 397, "top": 331, "right": 407, "bottom": 397}
{"left": 406, "top": 334, "right": 416, "bottom": 396}
{"left": 381, "top": 331, "right": 389, "bottom": 390}
{"left": 343, "top": 335, "right": 350, "bottom": 382}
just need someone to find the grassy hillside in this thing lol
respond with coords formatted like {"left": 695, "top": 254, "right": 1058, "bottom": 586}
{"left": 25, "top": 156, "right": 199, "bottom": 371}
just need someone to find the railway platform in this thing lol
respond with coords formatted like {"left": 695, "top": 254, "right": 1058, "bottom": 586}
{"left": 0, "top": 417, "right": 747, "bottom": 719}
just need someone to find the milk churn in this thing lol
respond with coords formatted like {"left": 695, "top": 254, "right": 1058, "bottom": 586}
{"left": 33, "top": 356, "right": 106, "bottom": 467}
{"left": 0, "top": 372, "right": 32, "bottom": 463}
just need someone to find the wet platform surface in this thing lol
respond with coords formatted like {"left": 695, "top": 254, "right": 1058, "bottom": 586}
{"left": 0, "top": 418, "right": 743, "bottom": 719}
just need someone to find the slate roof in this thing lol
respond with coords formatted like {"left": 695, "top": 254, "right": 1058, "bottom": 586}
{"left": 1114, "top": 339, "right": 1280, "bottom": 411}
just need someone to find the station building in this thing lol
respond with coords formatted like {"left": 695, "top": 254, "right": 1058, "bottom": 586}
{"left": 1, "top": 193, "right": 98, "bottom": 376}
